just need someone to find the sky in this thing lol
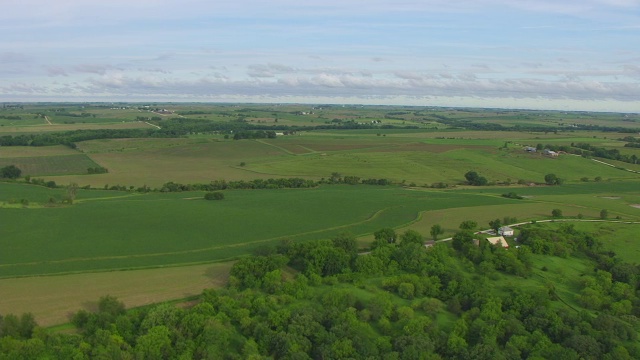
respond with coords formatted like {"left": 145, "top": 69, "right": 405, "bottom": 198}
{"left": 1, "top": 0, "right": 639, "bottom": 111}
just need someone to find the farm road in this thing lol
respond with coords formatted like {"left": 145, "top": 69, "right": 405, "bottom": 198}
{"left": 435, "top": 218, "right": 640, "bottom": 244}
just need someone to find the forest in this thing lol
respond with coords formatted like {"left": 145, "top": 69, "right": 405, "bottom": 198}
{"left": 1, "top": 224, "right": 638, "bottom": 359}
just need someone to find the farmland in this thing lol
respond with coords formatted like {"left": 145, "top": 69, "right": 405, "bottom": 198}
{"left": 1, "top": 103, "right": 640, "bottom": 327}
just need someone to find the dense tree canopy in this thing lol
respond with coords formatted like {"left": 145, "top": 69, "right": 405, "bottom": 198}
{"left": 1, "top": 224, "right": 638, "bottom": 359}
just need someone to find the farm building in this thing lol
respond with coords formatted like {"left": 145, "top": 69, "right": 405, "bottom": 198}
{"left": 524, "top": 146, "right": 536, "bottom": 152}
{"left": 486, "top": 236, "right": 509, "bottom": 249}
{"left": 499, "top": 226, "right": 514, "bottom": 237}
{"left": 543, "top": 149, "right": 559, "bottom": 157}
{"left": 424, "top": 240, "right": 436, "bottom": 248}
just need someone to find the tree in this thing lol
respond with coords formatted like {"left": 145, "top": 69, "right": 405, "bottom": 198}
{"left": 600, "top": 209, "right": 608, "bottom": 219}
{"left": 373, "top": 228, "right": 396, "bottom": 244}
{"left": 204, "top": 191, "right": 224, "bottom": 200}
{"left": 332, "top": 232, "right": 358, "bottom": 257}
{"left": 551, "top": 209, "right": 563, "bottom": 218}
{"left": 459, "top": 220, "right": 478, "bottom": 230}
{"left": 430, "top": 224, "right": 444, "bottom": 241}
{"left": 544, "top": 173, "right": 563, "bottom": 185}
{"left": 489, "top": 219, "right": 502, "bottom": 233}
{"left": 135, "top": 325, "right": 173, "bottom": 359}
{"left": 66, "top": 182, "right": 79, "bottom": 204}
{"left": 0, "top": 165, "right": 21, "bottom": 179}
{"left": 452, "top": 230, "right": 474, "bottom": 251}
{"left": 400, "top": 230, "right": 423, "bottom": 246}
{"left": 465, "top": 171, "right": 488, "bottom": 186}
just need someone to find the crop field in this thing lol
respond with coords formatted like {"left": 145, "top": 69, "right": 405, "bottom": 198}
{"left": 0, "top": 154, "right": 100, "bottom": 176}
{"left": 0, "top": 121, "right": 153, "bottom": 134}
{"left": 0, "top": 184, "right": 523, "bottom": 277}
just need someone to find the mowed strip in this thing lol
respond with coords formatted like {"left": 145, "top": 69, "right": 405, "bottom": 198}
{"left": 0, "top": 262, "right": 231, "bottom": 327}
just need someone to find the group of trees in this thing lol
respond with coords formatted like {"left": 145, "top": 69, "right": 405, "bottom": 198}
{"left": 464, "top": 171, "right": 488, "bottom": 186}
{"left": 87, "top": 166, "right": 108, "bottom": 174}
{"left": 0, "top": 165, "right": 21, "bottom": 179}
{"left": 325, "top": 173, "right": 391, "bottom": 186}
{"left": 1, "top": 223, "right": 639, "bottom": 359}
{"left": 572, "top": 142, "right": 639, "bottom": 165}
{"left": 544, "top": 173, "right": 564, "bottom": 185}
{"left": 204, "top": 191, "right": 224, "bottom": 200}
{"left": 99, "top": 175, "right": 392, "bottom": 194}
{"left": 231, "top": 130, "right": 277, "bottom": 140}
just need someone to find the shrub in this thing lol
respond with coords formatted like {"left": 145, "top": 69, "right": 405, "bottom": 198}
{"left": 204, "top": 191, "right": 225, "bottom": 200}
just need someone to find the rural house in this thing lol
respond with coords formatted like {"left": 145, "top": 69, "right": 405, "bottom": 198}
{"left": 543, "top": 149, "right": 559, "bottom": 157}
{"left": 499, "top": 226, "right": 514, "bottom": 237}
{"left": 486, "top": 236, "right": 509, "bottom": 249}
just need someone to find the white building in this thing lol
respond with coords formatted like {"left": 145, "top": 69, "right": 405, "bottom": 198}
{"left": 499, "top": 226, "right": 514, "bottom": 237}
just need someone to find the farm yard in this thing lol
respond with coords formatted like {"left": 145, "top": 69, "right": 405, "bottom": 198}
{"left": 1, "top": 103, "right": 640, "bottom": 329}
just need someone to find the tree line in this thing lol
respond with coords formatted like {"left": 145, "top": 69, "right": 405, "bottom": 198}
{"left": 0, "top": 117, "right": 421, "bottom": 148}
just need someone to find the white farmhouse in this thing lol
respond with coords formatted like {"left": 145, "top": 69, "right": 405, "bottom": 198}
{"left": 499, "top": 226, "right": 514, "bottom": 237}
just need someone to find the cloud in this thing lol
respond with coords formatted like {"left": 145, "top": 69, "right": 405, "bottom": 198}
{"left": 247, "top": 63, "right": 296, "bottom": 78}
{"left": 394, "top": 72, "right": 424, "bottom": 81}
{"left": 58, "top": 70, "right": 637, "bottom": 103}
{"left": 0, "top": 52, "right": 31, "bottom": 64}
{"left": 45, "top": 66, "right": 68, "bottom": 77}
{"left": 2, "top": 82, "right": 47, "bottom": 94}
{"left": 74, "top": 64, "right": 120, "bottom": 75}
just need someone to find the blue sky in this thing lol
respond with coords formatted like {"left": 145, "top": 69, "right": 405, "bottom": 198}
{"left": 2, "top": 0, "right": 639, "bottom": 111}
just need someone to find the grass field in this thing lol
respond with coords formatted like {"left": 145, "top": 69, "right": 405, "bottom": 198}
{"left": 0, "top": 154, "right": 101, "bottom": 176}
{"left": 524, "top": 221, "right": 640, "bottom": 264}
{"left": 0, "top": 262, "right": 232, "bottom": 327}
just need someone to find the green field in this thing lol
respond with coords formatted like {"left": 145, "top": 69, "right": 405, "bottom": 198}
{"left": 2, "top": 178, "right": 639, "bottom": 278}
{"left": 0, "top": 183, "right": 513, "bottom": 277}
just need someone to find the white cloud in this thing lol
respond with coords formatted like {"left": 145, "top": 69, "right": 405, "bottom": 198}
{"left": 45, "top": 66, "right": 68, "bottom": 77}
{"left": 1, "top": 0, "right": 639, "bottom": 111}
{"left": 0, "top": 52, "right": 31, "bottom": 64}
